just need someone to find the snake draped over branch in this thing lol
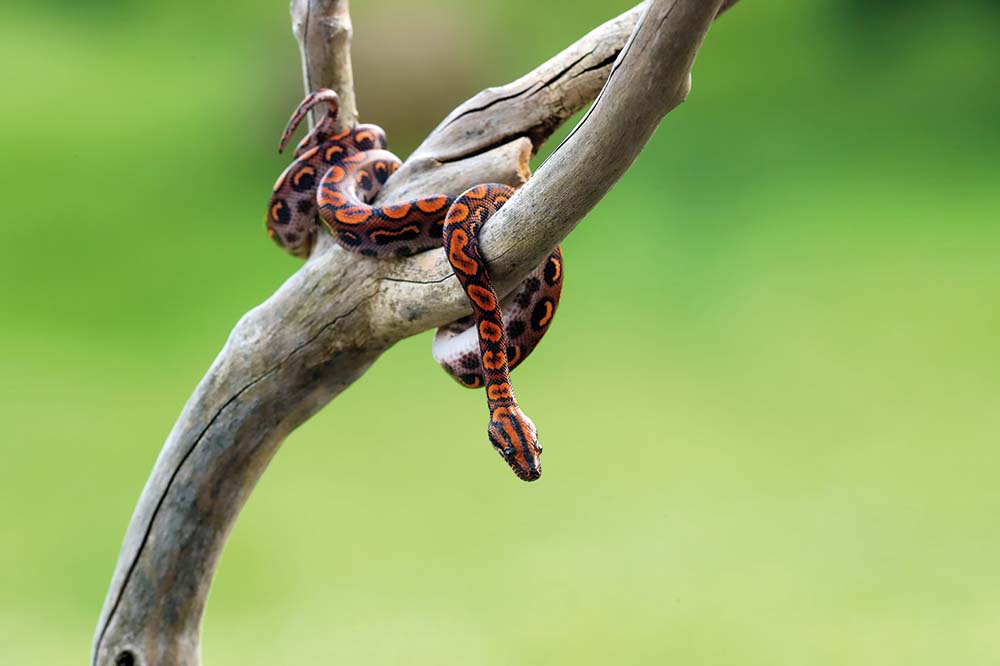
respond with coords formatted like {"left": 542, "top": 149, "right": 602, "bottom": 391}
{"left": 266, "top": 90, "right": 565, "bottom": 481}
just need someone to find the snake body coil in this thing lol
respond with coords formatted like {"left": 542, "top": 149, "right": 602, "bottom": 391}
{"left": 267, "top": 90, "right": 563, "bottom": 481}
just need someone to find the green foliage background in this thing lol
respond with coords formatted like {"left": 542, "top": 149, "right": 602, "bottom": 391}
{"left": 2, "top": 1, "right": 998, "bottom": 663}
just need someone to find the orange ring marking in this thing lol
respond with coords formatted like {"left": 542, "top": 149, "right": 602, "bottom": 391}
{"left": 479, "top": 320, "right": 503, "bottom": 343}
{"left": 335, "top": 207, "right": 372, "bottom": 225}
{"left": 467, "top": 284, "right": 497, "bottom": 311}
{"left": 382, "top": 203, "right": 412, "bottom": 219}
{"left": 507, "top": 345, "right": 522, "bottom": 367}
{"left": 416, "top": 196, "right": 448, "bottom": 213}
{"left": 482, "top": 350, "right": 506, "bottom": 370}
{"left": 446, "top": 202, "right": 469, "bottom": 224}
{"left": 324, "top": 145, "right": 344, "bottom": 162}
{"left": 293, "top": 165, "right": 315, "bottom": 187}
{"left": 318, "top": 189, "right": 347, "bottom": 207}
{"left": 325, "top": 165, "right": 346, "bottom": 184}
{"left": 537, "top": 301, "right": 555, "bottom": 328}
{"left": 270, "top": 202, "right": 284, "bottom": 222}
{"left": 369, "top": 225, "right": 419, "bottom": 242}
{"left": 448, "top": 230, "right": 478, "bottom": 274}
{"left": 487, "top": 383, "right": 513, "bottom": 400}
{"left": 548, "top": 257, "right": 562, "bottom": 282}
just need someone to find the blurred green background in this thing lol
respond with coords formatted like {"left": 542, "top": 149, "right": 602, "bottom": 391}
{"left": 2, "top": 0, "right": 999, "bottom": 664}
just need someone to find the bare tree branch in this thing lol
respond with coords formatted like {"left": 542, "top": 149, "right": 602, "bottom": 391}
{"left": 291, "top": 0, "right": 357, "bottom": 130}
{"left": 92, "top": 1, "right": 737, "bottom": 664}
{"left": 378, "top": 0, "right": 726, "bottom": 335}
{"left": 383, "top": 0, "right": 739, "bottom": 201}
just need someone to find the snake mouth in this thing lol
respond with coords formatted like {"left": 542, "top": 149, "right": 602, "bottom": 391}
{"left": 515, "top": 466, "right": 542, "bottom": 482}
{"left": 500, "top": 451, "right": 541, "bottom": 482}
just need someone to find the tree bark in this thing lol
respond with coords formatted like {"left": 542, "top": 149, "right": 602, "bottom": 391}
{"left": 92, "top": 1, "right": 737, "bottom": 664}
{"left": 291, "top": 0, "right": 357, "bottom": 130}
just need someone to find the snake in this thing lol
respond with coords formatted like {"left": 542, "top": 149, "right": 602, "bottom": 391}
{"left": 266, "top": 90, "right": 564, "bottom": 481}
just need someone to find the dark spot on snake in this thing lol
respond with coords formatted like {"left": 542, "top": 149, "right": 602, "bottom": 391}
{"left": 524, "top": 277, "right": 541, "bottom": 294}
{"left": 394, "top": 246, "right": 413, "bottom": 258}
{"left": 429, "top": 220, "right": 444, "bottom": 238}
{"left": 296, "top": 199, "right": 314, "bottom": 215}
{"left": 324, "top": 145, "right": 345, "bottom": 163}
{"left": 544, "top": 257, "right": 561, "bottom": 285}
{"left": 291, "top": 168, "right": 315, "bottom": 192}
{"left": 360, "top": 248, "right": 377, "bottom": 257}
{"left": 337, "top": 230, "right": 362, "bottom": 246}
{"left": 514, "top": 288, "right": 532, "bottom": 309}
{"left": 462, "top": 355, "right": 479, "bottom": 370}
{"left": 273, "top": 200, "right": 291, "bottom": 225}
{"left": 460, "top": 373, "right": 480, "bottom": 387}
{"left": 357, "top": 171, "right": 372, "bottom": 191}
{"left": 374, "top": 162, "right": 390, "bottom": 184}
{"left": 531, "top": 299, "right": 553, "bottom": 330}
{"left": 506, "top": 319, "right": 525, "bottom": 339}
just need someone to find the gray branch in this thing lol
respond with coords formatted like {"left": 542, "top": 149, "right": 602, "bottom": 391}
{"left": 291, "top": 0, "right": 357, "bottom": 130}
{"left": 92, "top": 1, "right": 735, "bottom": 664}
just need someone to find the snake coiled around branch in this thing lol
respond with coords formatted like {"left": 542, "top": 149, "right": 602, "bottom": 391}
{"left": 266, "top": 90, "right": 564, "bottom": 481}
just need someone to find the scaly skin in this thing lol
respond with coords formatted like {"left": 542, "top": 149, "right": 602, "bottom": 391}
{"left": 267, "top": 89, "right": 388, "bottom": 257}
{"left": 442, "top": 184, "right": 548, "bottom": 481}
{"left": 265, "top": 90, "right": 564, "bottom": 481}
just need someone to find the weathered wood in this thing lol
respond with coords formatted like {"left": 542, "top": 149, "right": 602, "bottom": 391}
{"left": 92, "top": 1, "right": 737, "bottom": 664}
{"left": 386, "top": 0, "right": 739, "bottom": 199}
{"left": 291, "top": 0, "right": 357, "bottom": 130}
{"left": 377, "top": 0, "right": 728, "bottom": 335}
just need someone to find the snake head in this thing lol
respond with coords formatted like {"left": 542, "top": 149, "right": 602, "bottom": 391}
{"left": 488, "top": 406, "right": 542, "bottom": 482}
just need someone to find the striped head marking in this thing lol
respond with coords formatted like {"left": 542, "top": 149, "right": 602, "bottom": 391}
{"left": 488, "top": 406, "right": 542, "bottom": 481}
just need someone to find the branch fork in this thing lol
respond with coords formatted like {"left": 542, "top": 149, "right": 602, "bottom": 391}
{"left": 93, "top": 1, "right": 737, "bottom": 663}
